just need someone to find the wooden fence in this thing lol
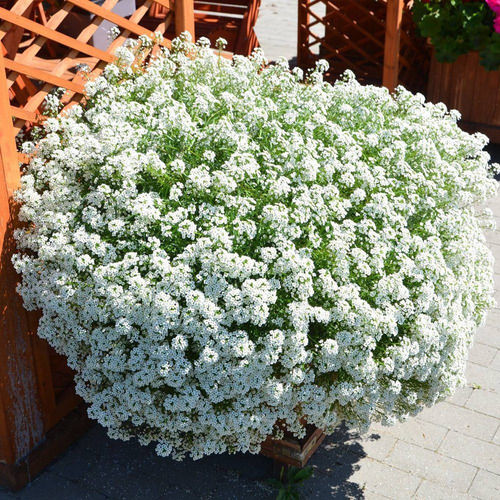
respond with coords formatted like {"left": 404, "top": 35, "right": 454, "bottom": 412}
{"left": 0, "top": 0, "right": 194, "bottom": 489}
{"left": 298, "top": 0, "right": 429, "bottom": 93}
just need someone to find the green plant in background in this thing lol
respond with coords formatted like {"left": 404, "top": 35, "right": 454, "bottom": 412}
{"left": 267, "top": 466, "right": 314, "bottom": 500}
{"left": 412, "top": 0, "right": 500, "bottom": 70}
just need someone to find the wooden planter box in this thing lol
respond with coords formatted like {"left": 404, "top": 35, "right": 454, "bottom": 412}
{"left": 260, "top": 423, "right": 325, "bottom": 471}
{"left": 427, "top": 52, "right": 500, "bottom": 143}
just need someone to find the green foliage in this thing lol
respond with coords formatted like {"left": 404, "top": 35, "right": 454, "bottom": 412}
{"left": 267, "top": 466, "right": 314, "bottom": 500}
{"left": 412, "top": 0, "right": 500, "bottom": 70}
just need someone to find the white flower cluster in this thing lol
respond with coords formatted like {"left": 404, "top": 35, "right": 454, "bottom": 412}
{"left": 14, "top": 34, "right": 498, "bottom": 460}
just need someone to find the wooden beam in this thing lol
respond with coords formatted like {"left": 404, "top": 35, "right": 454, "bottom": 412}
{"left": 382, "top": 0, "right": 404, "bottom": 92}
{"left": 0, "top": 404, "right": 91, "bottom": 491}
{"left": 3, "top": 57, "right": 84, "bottom": 94}
{"left": 0, "top": 50, "right": 45, "bottom": 465}
{"left": 175, "top": 0, "right": 195, "bottom": 38}
{"left": 297, "top": 0, "right": 310, "bottom": 67}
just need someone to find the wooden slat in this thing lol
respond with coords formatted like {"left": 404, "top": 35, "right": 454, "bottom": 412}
{"left": 0, "top": 50, "right": 45, "bottom": 466}
{"left": 11, "top": 105, "right": 44, "bottom": 123}
{"left": 66, "top": 0, "right": 171, "bottom": 46}
{"left": 154, "top": 0, "right": 176, "bottom": 11}
{"left": 0, "top": 3, "right": 33, "bottom": 57}
{"left": 297, "top": 0, "right": 310, "bottom": 67}
{"left": 3, "top": 57, "right": 84, "bottom": 93}
{"left": 0, "top": 7, "right": 115, "bottom": 63}
{"left": 0, "top": 54, "right": 21, "bottom": 194}
{"left": 459, "top": 53, "right": 478, "bottom": 121}
{"left": 28, "top": 326, "right": 57, "bottom": 432}
{"left": 472, "top": 61, "right": 498, "bottom": 127}
{"left": 175, "top": 0, "right": 195, "bottom": 36}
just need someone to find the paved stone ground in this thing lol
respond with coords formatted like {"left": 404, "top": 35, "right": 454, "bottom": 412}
{"left": 255, "top": 0, "right": 298, "bottom": 62}
{"left": 1, "top": 2, "right": 500, "bottom": 499}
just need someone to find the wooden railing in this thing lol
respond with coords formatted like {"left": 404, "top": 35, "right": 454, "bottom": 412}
{"left": 149, "top": 0, "right": 261, "bottom": 55}
{"left": 0, "top": 0, "right": 194, "bottom": 488}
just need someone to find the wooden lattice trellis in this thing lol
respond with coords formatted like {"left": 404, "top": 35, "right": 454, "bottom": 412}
{"left": 0, "top": 0, "right": 194, "bottom": 489}
{"left": 298, "top": 0, "right": 430, "bottom": 92}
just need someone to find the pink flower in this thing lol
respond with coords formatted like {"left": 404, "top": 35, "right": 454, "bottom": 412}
{"left": 486, "top": 0, "right": 500, "bottom": 15}
{"left": 494, "top": 15, "right": 500, "bottom": 33}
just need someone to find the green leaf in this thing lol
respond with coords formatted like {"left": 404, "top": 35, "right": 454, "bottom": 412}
{"left": 289, "top": 466, "right": 314, "bottom": 484}
{"left": 266, "top": 478, "right": 283, "bottom": 490}
{"left": 276, "top": 490, "right": 289, "bottom": 500}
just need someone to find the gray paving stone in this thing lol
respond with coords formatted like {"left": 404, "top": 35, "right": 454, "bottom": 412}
{"left": 16, "top": 472, "right": 106, "bottom": 500}
{"left": 493, "top": 425, "right": 500, "bottom": 446}
{"left": 73, "top": 447, "right": 231, "bottom": 499}
{"left": 46, "top": 437, "right": 99, "bottom": 482}
{"left": 438, "top": 431, "right": 500, "bottom": 475}
{"left": 490, "top": 349, "right": 500, "bottom": 371}
{"left": 203, "top": 476, "right": 275, "bottom": 500}
{"left": 417, "top": 401, "right": 499, "bottom": 441}
{"left": 465, "top": 362, "right": 500, "bottom": 392}
{"left": 305, "top": 453, "right": 369, "bottom": 499}
{"left": 466, "top": 389, "right": 500, "bottom": 418}
{"left": 414, "top": 479, "right": 471, "bottom": 500}
{"left": 468, "top": 469, "right": 500, "bottom": 500}
{"left": 348, "top": 458, "right": 422, "bottom": 500}
{"left": 255, "top": 0, "right": 297, "bottom": 61}
{"left": 474, "top": 324, "right": 500, "bottom": 349}
{"left": 0, "top": 489, "right": 16, "bottom": 500}
{"left": 484, "top": 307, "right": 500, "bottom": 327}
{"left": 469, "top": 341, "right": 498, "bottom": 367}
{"left": 362, "top": 493, "right": 392, "bottom": 500}
{"left": 448, "top": 386, "right": 473, "bottom": 406}
{"left": 486, "top": 229, "right": 500, "bottom": 245}
{"left": 357, "top": 432, "right": 398, "bottom": 462}
{"left": 493, "top": 260, "right": 500, "bottom": 277}
{"left": 370, "top": 418, "right": 447, "bottom": 451}
{"left": 384, "top": 440, "right": 477, "bottom": 493}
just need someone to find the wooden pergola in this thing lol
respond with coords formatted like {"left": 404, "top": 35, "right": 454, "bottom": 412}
{"left": 298, "top": 0, "right": 425, "bottom": 92}
{"left": 0, "top": 0, "right": 408, "bottom": 489}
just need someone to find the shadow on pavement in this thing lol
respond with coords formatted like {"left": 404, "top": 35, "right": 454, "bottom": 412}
{"left": 302, "top": 422, "right": 370, "bottom": 499}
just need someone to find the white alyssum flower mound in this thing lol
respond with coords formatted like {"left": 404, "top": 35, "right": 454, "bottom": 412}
{"left": 14, "top": 34, "right": 498, "bottom": 460}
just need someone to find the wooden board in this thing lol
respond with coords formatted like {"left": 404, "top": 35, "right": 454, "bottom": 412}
{"left": 0, "top": 404, "right": 92, "bottom": 491}
{"left": 260, "top": 424, "right": 326, "bottom": 468}
{"left": 427, "top": 52, "right": 500, "bottom": 143}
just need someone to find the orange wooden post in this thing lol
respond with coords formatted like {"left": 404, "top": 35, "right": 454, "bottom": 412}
{"left": 382, "top": 0, "right": 404, "bottom": 92}
{"left": 0, "top": 49, "right": 45, "bottom": 468}
{"left": 175, "top": 0, "right": 195, "bottom": 38}
{"left": 297, "top": 0, "right": 310, "bottom": 68}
